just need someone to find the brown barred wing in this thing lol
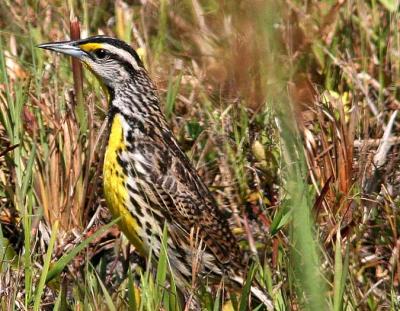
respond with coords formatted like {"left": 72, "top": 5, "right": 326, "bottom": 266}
{"left": 152, "top": 153, "right": 244, "bottom": 272}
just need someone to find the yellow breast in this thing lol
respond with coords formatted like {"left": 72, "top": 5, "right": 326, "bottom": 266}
{"left": 103, "top": 114, "right": 147, "bottom": 256}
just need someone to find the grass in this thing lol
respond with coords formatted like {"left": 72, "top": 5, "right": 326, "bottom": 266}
{"left": 0, "top": 0, "right": 399, "bottom": 310}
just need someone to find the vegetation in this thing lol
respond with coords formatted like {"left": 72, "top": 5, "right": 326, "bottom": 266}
{"left": 0, "top": 0, "right": 399, "bottom": 310}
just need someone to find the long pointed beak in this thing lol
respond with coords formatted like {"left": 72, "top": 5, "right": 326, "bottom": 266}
{"left": 37, "top": 40, "right": 86, "bottom": 59}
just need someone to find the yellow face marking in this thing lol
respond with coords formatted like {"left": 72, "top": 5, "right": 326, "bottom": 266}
{"left": 103, "top": 114, "right": 147, "bottom": 256}
{"left": 78, "top": 44, "right": 111, "bottom": 103}
{"left": 79, "top": 42, "right": 103, "bottom": 53}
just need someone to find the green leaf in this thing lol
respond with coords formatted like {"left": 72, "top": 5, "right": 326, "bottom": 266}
{"left": 269, "top": 204, "right": 291, "bottom": 235}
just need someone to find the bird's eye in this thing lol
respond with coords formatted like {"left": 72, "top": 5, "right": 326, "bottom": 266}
{"left": 94, "top": 49, "right": 107, "bottom": 59}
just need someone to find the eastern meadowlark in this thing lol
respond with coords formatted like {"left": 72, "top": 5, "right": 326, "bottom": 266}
{"left": 38, "top": 36, "right": 272, "bottom": 309}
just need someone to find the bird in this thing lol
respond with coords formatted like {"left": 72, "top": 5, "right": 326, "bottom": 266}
{"left": 38, "top": 35, "right": 273, "bottom": 310}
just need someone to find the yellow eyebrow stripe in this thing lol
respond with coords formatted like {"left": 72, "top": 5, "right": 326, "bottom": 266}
{"left": 79, "top": 42, "right": 103, "bottom": 52}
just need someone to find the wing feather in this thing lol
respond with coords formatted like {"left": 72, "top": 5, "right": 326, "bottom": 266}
{"left": 128, "top": 125, "right": 244, "bottom": 269}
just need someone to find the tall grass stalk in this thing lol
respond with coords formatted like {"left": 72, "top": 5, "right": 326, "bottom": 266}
{"left": 333, "top": 230, "right": 350, "bottom": 311}
{"left": 33, "top": 220, "right": 59, "bottom": 311}
{"left": 0, "top": 37, "right": 37, "bottom": 308}
{"left": 279, "top": 103, "right": 327, "bottom": 310}
{"left": 257, "top": 2, "right": 328, "bottom": 308}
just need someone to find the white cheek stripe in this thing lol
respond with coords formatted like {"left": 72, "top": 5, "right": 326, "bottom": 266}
{"left": 102, "top": 43, "right": 140, "bottom": 71}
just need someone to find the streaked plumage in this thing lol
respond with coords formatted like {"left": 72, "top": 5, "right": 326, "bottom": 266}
{"left": 38, "top": 36, "right": 272, "bottom": 309}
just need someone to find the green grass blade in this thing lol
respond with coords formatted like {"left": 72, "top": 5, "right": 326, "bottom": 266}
{"left": 52, "top": 289, "right": 63, "bottom": 311}
{"left": 269, "top": 205, "right": 291, "bottom": 235}
{"left": 213, "top": 286, "right": 221, "bottom": 311}
{"left": 333, "top": 233, "right": 349, "bottom": 311}
{"left": 96, "top": 271, "right": 117, "bottom": 311}
{"left": 279, "top": 110, "right": 327, "bottom": 310}
{"left": 167, "top": 272, "right": 180, "bottom": 311}
{"left": 21, "top": 145, "right": 36, "bottom": 199}
{"left": 238, "top": 264, "right": 256, "bottom": 311}
{"left": 341, "top": 243, "right": 350, "bottom": 307}
{"left": 154, "top": 0, "right": 168, "bottom": 56}
{"left": 33, "top": 220, "right": 59, "bottom": 311}
{"left": 230, "top": 293, "right": 238, "bottom": 311}
{"left": 165, "top": 73, "right": 182, "bottom": 120}
{"left": 46, "top": 217, "right": 120, "bottom": 283}
{"left": 333, "top": 231, "right": 342, "bottom": 311}
{"left": 127, "top": 267, "right": 138, "bottom": 311}
{"left": 156, "top": 225, "right": 168, "bottom": 306}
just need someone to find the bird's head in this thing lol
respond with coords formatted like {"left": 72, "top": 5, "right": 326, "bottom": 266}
{"left": 38, "top": 36, "right": 145, "bottom": 93}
